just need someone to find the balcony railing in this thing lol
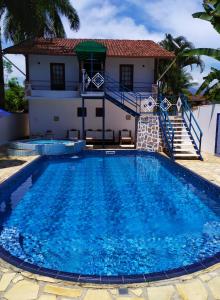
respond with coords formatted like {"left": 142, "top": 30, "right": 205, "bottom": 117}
{"left": 25, "top": 75, "right": 155, "bottom": 98}
{"left": 29, "top": 80, "right": 80, "bottom": 91}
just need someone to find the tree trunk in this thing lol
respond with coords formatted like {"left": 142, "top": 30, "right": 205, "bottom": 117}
{"left": 0, "top": 27, "right": 5, "bottom": 109}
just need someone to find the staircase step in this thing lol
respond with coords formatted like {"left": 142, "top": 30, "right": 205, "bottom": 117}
{"left": 168, "top": 129, "right": 189, "bottom": 132}
{"left": 174, "top": 142, "right": 195, "bottom": 146}
{"left": 173, "top": 147, "right": 196, "bottom": 152}
{"left": 174, "top": 153, "right": 200, "bottom": 158}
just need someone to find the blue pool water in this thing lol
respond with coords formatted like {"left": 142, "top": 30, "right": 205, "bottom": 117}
{"left": 0, "top": 153, "right": 220, "bottom": 276}
{"left": 26, "top": 139, "right": 74, "bottom": 145}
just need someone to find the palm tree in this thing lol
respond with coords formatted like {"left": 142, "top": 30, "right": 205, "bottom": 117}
{"left": 184, "top": 0, "right": 220, "bottom": 100}
{"left": 0, "top": 0, "right": 80, "bottom": 108}
{"left": 159, "top": 34, "right": 204, "bottom": 95}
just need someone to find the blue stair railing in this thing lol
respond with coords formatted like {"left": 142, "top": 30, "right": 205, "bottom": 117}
{"left": 105, "top": 74, "right": 141, "bottom": 115}
{"left": 181, "top": 95, "right": 203, "bottom": 160}
{"left": 158, "top": 97, "right": 175, "bottom": 160}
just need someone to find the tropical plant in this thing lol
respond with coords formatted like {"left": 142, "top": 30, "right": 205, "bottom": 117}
{"left": 0, "top": 0, "right": 80, "bottom": 108}
{"left": 5, "top": 78, "right": 26, "bottom": 112}
{"left": 159, "top": 34, "right": 204, "bottom": 95}
{"left": 196, "top": 67, "right": 220, "bottom": 101}
{"left": 193, "top": 0, "right": 220, "bottom": 34}
{"left": 184, "top": 0, "right": 220, "bottom": 100}
{"left": 3, "top": 59, "right": 12, "bottom": 74}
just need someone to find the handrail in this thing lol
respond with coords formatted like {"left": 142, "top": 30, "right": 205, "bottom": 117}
{"left": 105, "top": 73, "right": 141, "bottom": 113}
{"left": 158, "top": 95, "right": 175, "bottom": 159}
{"left": 181, "top": 95, "right": 203, "bottom": 157}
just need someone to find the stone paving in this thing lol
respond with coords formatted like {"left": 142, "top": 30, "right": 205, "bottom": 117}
{"left": 0, "top": 152, "right": 220, "bottom": 299}
{"left": 0, "top": 155, "right": 39, "bottom": 183}
{"left": 177, "top": 153, "right": 220, "bottom": 187}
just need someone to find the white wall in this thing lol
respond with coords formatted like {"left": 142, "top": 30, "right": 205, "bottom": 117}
{"left": 29, "top": 99, "right": 135, "bottom": 141}
{"left": 193, "top": 104, "right": 220, "bottom": 154}
{"left": 106, "top": 57, "right": 155, "bottom": 85}
{"left": 28, "top": 55, "right": 155, "bottom": 90}
{"left": 0, "top": 113, "right": 29, "bottom": 145}
{"left": 29, "top": 55, "right": 79, "bottom": 90}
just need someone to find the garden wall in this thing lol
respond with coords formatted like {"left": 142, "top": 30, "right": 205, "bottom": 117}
{"left": 0, "top": 112, "right": 29, "bottom": 145}
{"left": 193, "top": 104, "right": 220, "bottom": 155}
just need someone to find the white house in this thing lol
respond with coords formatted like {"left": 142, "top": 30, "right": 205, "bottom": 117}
{"left": 4, "top": 38, "right": 174, "bottom": 144}
{"left": 5, "top": 38, "right": 213, "bottom": 160}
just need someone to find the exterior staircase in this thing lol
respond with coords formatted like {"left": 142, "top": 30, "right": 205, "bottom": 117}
{"left": 105, "top": 92, "right": 140, "bottom": 117}
{"left": 159, "top": 96, "right": 203, "bottom": 160}
{"left": 167, "top": 116, "right": 201, "bottom": 159}
{"left": 105, "top": 74, "right": 140, "bottom": 117}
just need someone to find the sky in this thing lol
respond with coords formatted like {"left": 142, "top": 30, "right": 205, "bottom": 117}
{"left": 3, "top": 0, "right": 220, "bottom": 86}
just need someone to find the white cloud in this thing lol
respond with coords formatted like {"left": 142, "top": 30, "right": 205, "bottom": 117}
{"left": 66, "top": 0, "right": 163, "bottom": 40}
{"left": 141, "top": 0, "right": 219, "bottom": 49}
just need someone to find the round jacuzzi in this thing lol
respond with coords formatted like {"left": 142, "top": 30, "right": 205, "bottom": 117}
{"left": 9, "top": 139, "right": 86, "bottom": 156}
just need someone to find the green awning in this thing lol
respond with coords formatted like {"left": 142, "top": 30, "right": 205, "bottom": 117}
{"left": 74, "top": 41, "right": 107, "bottom": 60}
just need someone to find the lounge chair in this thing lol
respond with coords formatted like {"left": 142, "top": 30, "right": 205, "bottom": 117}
{"left": 119, "top": 129, "right": 135, "bottom": 148}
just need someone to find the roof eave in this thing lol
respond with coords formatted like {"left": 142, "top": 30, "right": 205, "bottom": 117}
{"left": 3, "top": 50, "right": 174, "bottom": 59}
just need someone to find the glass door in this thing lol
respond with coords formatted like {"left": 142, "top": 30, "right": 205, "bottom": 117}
{"left": 120, "top": 64, "right": 134, "bottom": 91}
{"left": 50, "top": 63, "right": 65, "bottom": 90}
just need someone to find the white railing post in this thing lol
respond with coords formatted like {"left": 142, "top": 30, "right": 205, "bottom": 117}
{"left": 82, "top": 69, "right": 86, "bottom": 93}
{"left": 25, "top": 81, "right": 32, "bottom": 97}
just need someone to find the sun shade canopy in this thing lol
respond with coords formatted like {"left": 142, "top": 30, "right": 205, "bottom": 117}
{"left": 74, "top": 41, "right": 107, "bottom": 60}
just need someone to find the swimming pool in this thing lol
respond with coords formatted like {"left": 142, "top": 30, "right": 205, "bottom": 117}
{"left": 0, "top": 152, "right": 220, "bottom": 283}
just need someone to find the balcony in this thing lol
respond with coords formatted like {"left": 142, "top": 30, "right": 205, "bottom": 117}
{"left": 25, "top": 77, "right": 155, "bottom": 100}
{"left": 25, "top": 80, "right": 81, "bottom": 99}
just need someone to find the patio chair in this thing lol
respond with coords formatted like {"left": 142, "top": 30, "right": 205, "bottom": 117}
{"left": 45, "top": 130, "right": 54, "bottom": 139}
{"left": 105, "top": 129, "right": 115, "bottom": 144}
{"left": 85, "top": 129, "right": 95, "bottom": 144}
{"left": 67, "top": 129, "right": 80, "bottom": 140}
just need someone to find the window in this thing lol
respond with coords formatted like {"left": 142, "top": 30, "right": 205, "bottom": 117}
{"left": 77, "top": 107, "right": 87, "bottom": 117}
{"left": 50, "top": 63, "right": 65, "bottom": 90}
{"left": 120, "top": 65, "right": 134, "bottom": 91}
{"left": 96, "top": 107, "right": 104, "bottom": 117}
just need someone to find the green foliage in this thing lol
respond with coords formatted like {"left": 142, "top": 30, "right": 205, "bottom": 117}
{"left": 3, "top": 59, "right": 13, "bottom": 74}
{"left": 159, "top": 34, "right": 204, "bottom": 95}
{"left": 184, "top": 48, "right": 220, "bottom": 61}
{"left": 5, "top": 78, "right": 26, "bottom": 112}
{"left": 0, "top": 0, "right": 80, "bottom": 43}
{"left": 192, "top": 0, "right": 220, "bottom": 34}
{"left": 184, "top": 0, "right": 220, "bottom": 101}
{"left": 197, "top": 68, "right": 220, "bottom": 102}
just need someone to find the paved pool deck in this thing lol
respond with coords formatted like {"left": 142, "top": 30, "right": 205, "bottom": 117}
{"left": 0, "top": 153, "right": 220, "bottom": 300}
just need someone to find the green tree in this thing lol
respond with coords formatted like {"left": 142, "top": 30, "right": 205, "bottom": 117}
{"left": 5, "top": 78, "right": 26, "bottom": 112}
{"left": 159, "top": 34, "right": 204, "bottom": 95}
{"left": 3, "top": 59, "right": 12, "bottom": 75}
{"left": 184, "top": 0, "right": 220, "bottom": 100}
{"left": 0, "top": 0, "right": 80, "bottom": 108}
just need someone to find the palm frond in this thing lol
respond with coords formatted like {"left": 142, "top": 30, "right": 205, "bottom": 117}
{"left": 184, "top": 48, "right": 220, "bottom": 61}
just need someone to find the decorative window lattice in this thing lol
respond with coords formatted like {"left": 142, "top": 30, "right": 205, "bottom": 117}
{"left": 92, "top": 73, "right": 104, "bottom": 89}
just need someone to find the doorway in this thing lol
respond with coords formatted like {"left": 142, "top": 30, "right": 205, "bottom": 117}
{"left": 50, "top": 63, "right": 65, "bottom": 90}
{"left": 120, "top": 64, "right": 134, "bottom": 91}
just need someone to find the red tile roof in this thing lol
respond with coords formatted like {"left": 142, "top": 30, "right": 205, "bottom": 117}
{"left": 3, "top": 38, "right": 174, "bottom": 59}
